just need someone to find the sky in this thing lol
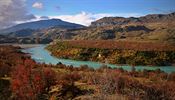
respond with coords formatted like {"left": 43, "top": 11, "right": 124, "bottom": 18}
{"left": 0, "top": 0, "right": 175, "bottom": 29}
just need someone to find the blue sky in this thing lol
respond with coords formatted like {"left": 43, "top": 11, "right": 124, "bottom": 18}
{"left": 23, "top": 0, "right": 175, "bottom": 25}
{"left": 27, "top": 0, "right": 175, "bottom": 16}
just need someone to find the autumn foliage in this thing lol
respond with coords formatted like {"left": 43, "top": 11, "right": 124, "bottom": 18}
{"left": 47, "top": 41, "right": 175, "bottom": 66}
{"left": 11, "top": 59, "right": 43, "bottom": 99}
{"left": 54, "top": 40, "right": 175, "bottom": 51}
{"left": 1, "top": 45, "right": 175, "bottom": 100}
{"left": 11, "top": 59, "right": 57, "bottom": 100}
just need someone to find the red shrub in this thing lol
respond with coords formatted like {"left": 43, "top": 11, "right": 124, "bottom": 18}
{"left": 43, "top": 67, "right": 57, "bottom": 92}
{"left": 11, "top": 60, "right": 44, "bottom": 100}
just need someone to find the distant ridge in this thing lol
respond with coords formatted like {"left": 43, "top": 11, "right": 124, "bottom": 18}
{"left": 0, "top": 19, "right": 85, "bottom": 34}
{"left": 90, "top": 12, "right": 175, "bottom": 27}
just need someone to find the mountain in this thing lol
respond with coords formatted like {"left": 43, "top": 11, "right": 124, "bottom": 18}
{"left": 55, "top": 12, "right": 175, "bottom": 43}
{"left": 0, "top": 19, "right": 85, "bottom": 44}
{"left": 0, "top": 19, "right": 84, "bottom": 34}
{"left": 0, "top": 12, "right": 175, "bottom": 44}
{"left": 90, "top": 12, "right": 175, "bottom": 27}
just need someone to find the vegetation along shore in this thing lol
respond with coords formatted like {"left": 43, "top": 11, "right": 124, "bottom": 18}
{"left": 46, "top": 40, "right": 175, "bottom": 66}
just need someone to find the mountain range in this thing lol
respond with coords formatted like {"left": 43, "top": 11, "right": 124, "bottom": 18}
{"left": 60, "top": 12, "right": 175, "bottom": 43}
{"left": 0, "top": 12, "right": 175, "bottom": 44}
{"left": 91, "top": 12, "right": 175, "bottom": 27}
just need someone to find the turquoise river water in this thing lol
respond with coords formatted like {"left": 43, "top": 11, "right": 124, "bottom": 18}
{"left": 22, "top": 45, "right": 175, "bottom": 73}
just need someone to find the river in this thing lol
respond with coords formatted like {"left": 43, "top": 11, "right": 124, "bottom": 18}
{"left": 22, "top": 44, "right": 175, "bottom": 73}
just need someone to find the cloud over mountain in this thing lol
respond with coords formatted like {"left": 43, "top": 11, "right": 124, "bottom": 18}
{"left": 48, "top": 12, "right": 142, "bottom": 26}
{"left": 0, "top": 0, "right": 36, "bottom": 29}
{"left": 32, "top": 2, "right": 43, "bottom": 9}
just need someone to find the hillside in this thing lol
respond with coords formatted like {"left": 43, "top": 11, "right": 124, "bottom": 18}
{"left": 56, "top": 12, "right": 175, "bottom": 43}
{"left": 90, "top": 12, "right": 175, "bottom": 27}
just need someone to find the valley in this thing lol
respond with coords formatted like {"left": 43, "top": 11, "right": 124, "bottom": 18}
{"left": 0, "top": 3, "right": 175, "bottom": 99}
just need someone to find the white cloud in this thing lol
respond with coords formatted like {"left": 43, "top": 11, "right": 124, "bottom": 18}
{"left": 32, "top": 2, "right": 43, "bottom": 9}
{"left": 48, "top": 12, "right": 142, "bottom": 26}
{"left": 15, "top": 12, "right": 142, "bottom": 26}
{"left": 0, "top": 0, "right": 35, "bottom": 29}
{"left": 15, "top": 15, "right": 47, "bottom": 24}
{"left": 0, "top": 0, "right": 13, "bottom": 6}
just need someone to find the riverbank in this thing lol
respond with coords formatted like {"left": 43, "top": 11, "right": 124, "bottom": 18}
{"left": 46, "top": 41, "right": 175, "bottom": 66}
